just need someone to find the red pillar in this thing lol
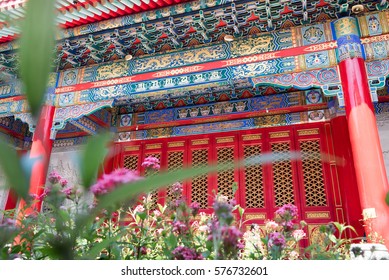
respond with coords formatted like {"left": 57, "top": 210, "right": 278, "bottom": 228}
{"left": 18, "top": 105, "right": 55, "bottom": 214}
{"left": 334, "top": 17, "right": 389, "bottom": 247}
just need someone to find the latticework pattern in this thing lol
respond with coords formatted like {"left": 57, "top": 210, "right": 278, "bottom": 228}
{"left": 123, "top": 155, "right": 139, "bottom": 171}
{"left": 166, "top": 151, "right": 184, "bottom": 203}
{"left": 191, "top": 149, "right": 208, "bottom": 209}
{"left": 271, "top": 142, "right": 295, "bottom": 206}
{"left": 217, "top": 147, "right": 235, "bottom": 200}
{"left": 244, "top": 145, "right": 264, "bottom": 208}
{"left": 300, "top": 140, "right": 327, "bottom": 206}
{"left": 145, "top": 153, "right": 161, "bottom": 210}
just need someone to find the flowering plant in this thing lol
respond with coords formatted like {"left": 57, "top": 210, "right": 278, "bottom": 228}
{"left": 243, "top": 204, "right": 306, "bottom": 260}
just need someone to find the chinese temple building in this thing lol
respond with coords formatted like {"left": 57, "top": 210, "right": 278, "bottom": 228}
{"left": 0, "top": 0, "right": 389, "bottom": 248}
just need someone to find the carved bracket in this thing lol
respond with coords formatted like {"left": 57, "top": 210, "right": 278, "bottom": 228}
{"left": 52, "top": 99, "right": 113, "bottom": 139}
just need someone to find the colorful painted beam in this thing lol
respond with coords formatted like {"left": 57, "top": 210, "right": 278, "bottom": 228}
{"left": 55, "top": 40, "right": 336, "bottom": 93}
{"left": 118, "top": 102, "right": 328, "bottom": 133}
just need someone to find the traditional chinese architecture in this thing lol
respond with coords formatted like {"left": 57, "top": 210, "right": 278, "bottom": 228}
{"left": 0, "top": 0, "right": 389, "bottom": 248}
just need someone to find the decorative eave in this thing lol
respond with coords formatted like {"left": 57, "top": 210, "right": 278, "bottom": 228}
{"left": 0, "top": 0, "right": 191, "bottom": 43}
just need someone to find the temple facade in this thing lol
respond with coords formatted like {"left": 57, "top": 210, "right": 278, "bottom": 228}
{"left": 0, "top": 0, "right": 389, "bottom": 247}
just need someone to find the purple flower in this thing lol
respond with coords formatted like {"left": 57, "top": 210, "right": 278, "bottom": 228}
{"left": 59, "top": 178, "right": 68, "bottom": 187}
{"left": 48, "top": 170, "right": 62, "bottom": 184}
{"left": 190, "top": 202, "right": 200, "bottom": 216}
{"left": 172, "top": 246, "right": 203, "bottom": 260}
{"left": 213, "top": 196, "right": 235, "bottom": 224}
{"left": 208, "top": 223, "right": 244, "bottom": 258}
{"left": 141, "top": 156, "right": 160, "bottom": 170}
{"left": 268, "top": 232, "right": 286, "bottom": 249}
{"left": 275, "top": 204, "right": 298, "bottom": 219}
{"left": 61, "top": 186, "right": 75, "bottom": 199}
{"left": 280, "top": 220, "right": 295, "bottom": 231}
{"left": 90, "top": 168, "right": 142, "bottom": 196}
{"left": 221, "top": 226, "right": 243, "bottom": 249}
{"left": 172, "top": 221, "right": 188, "bottom": 234}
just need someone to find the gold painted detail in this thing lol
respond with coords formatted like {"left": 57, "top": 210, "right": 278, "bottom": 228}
{"left": 191, "top": 149, "right": 209, "bottom": 209}
{"left": 244, "top": 145, "right": 264, "bottom": 208}
{"left": 270, "top": 131, "right": 289, "bottom": 138}
{"left": 306, "top": 212, "right": 330, "bottom": 219}
{"left": 192, "top": 139, "right": 209, "bottom": 145}
{"left": 300, "top": 140, "right": 327, "bottom": 207}
{"left": 216, "top": 136, "right": 234, "bottom": 143}
{"left": 124, "top": 146, "right": 140, "bottom": 151}
{"left": 168, "top": 141, "right": 184, "bottom": 148}
{"left": 124, "top": 155, "right": 139, "bottom": 171}
{"left": 303, "top": 41, "right": 337, "bottom": 52}
{"left": 230, "top": 34, "right": 273, "bottom": 57}
{"left": 224, "top": 52, "right": 278, "bottom": 66}
{"left": 361, "top": 33, "right": 389, "bottom": 44}
{"left": 96, "top": 61, "right": 128, "bottom": 80}
{"left": 243, "top": 134, "right": 262, "bottom": 141}
{"left": 146, "top": 143, "right": 162, "bottom": 150}
{"left": 298, "top": 128, "right": 319, "bottom": 136}
{"left": 217, "top": 147, "right": 235, "bottom": 200}
{"left": 334, "top": 17, "right": 359, "bottom": 37}
{"left": 245, "top": 213, "right": 266, "bottom": 220}
{"left": 308, "top": 224, "right": 326, "bottom": 247}
{"left": 271, "top": 142, "right": 295, "bottom": 206}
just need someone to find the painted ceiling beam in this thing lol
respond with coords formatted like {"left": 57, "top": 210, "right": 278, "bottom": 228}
{"left": 0, "top": 0, "right": 190, "bottom": 40}
{"left": 68, "top": 115, "right": 102, "bottom": 135}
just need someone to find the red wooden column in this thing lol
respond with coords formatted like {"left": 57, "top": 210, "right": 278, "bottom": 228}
{"left": 18, "top": 105, "right": 56, "bottom": 214}
{"left": 334, "top": 17, "right": 389, "bottom": 247}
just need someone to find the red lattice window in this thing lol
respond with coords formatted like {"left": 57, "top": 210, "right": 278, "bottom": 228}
{"left": 243, "top": 145, "right": 264, "bottom": 208}
{"left": 300, "top": 140, "right": 327, "bottom": 206}
{"left": 271, "top": 142, "right": 295, "bottom": 207}
{"left": 191, "top": 149, "right": 208, "bottom": 209}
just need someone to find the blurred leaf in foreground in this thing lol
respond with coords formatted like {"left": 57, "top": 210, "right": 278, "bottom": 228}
{"left": 80, "top": 132, "right": 112, "bottom": 190}
{"left": 19, "top": 0, "right": 56, "bottom": 118}
{"left": 0, "top": 140, "right": 29, "bottom": 200}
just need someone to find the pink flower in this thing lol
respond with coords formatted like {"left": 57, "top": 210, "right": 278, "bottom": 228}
{"left": 191, "top": 221, "right": 199, "bottom": 229}
{"left": 292, "top": 229, "right": 306, "bottom": 241}
{"left": 59, "top": 178, "right": 68, "bottom": 187}
{"left": 90, "top": 168, "right": 142, "bottom": 196}
{"left": 265, "top": 220, "right": 279, "bottom": 231}
{"left": 198, "top": 225, "right": 209, "bottom": 233}
{"left": 275, "top": 204, "right": 299, "bottom": 219}
{"left": 61, "top": 186, "right": 75, "bottom": 199}
{"left": 134, "top": 204, "right": 145, "bottom": 214}
{"left": 141, "top": 156, "right": 160, "bottom": 170}
{"left": 190, "top": 201, "right": 200, "bottom": 216}
{"left": 153, "top": 210, "right": 161, "bottom": 217}
{"left": 171, "top": 182, "right": 183, "bottom": 195}
{"left": 48, "top": 170, "right": 62, "bottom": 184}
